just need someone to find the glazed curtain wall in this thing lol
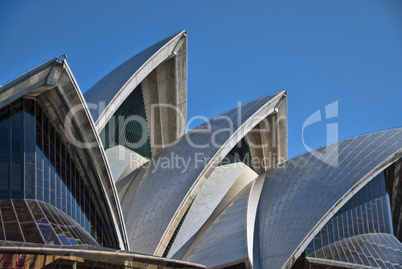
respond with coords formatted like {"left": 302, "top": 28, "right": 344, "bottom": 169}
{"left": 0, "top": 99, "right": 113, "bottom": 247}
{"left": 306, "top": 172, "right": 393, "bottom": 256}
{"left": 100, "top": 84, "right": 152, "bottom": 158}
{"left": 0, "top": 199, "right": 98, "bottom": 246}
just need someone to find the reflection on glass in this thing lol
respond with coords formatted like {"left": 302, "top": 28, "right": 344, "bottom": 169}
{"left": 306, "top": 172, "right": 393, "bottom": 256}
{"left": 0, "top": 200, "right": 99, "bottom": 246}
{"left": 0, "top": 99, "right": 116, "bottom": 247}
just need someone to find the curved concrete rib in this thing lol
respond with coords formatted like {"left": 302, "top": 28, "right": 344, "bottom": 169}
{"left": 247, "top": 96, "right": 287, "bottom": 174}
{"left": 258, "top": 128, "right": 402, "bottom": 269}
{"left": 167, "top": 162, "right": 258, "bottom": 258}
{"left": 84, "top": 31, "right": 187, "bottom": 157}
{"left": 105, "top": 145, "right": 148, "bottom": 182}
{"left": 182, "top": 175, "right": 265, "bottom": 269}
{"left": 123, "top": 91, "right": 286, "bottom": 254}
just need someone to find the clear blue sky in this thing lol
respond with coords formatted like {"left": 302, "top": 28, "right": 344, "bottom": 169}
{"left": 1, "top": 1, "right": 401, "bottom": 158}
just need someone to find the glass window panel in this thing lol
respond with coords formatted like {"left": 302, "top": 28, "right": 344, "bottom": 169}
{"left": 366, "top": 203, "right": 374, "bottom": 232}
{"left": 56, "top": 175, "right": 62, "bottom": 210}
{"left": 378, "top": 198, "right": 386, "bottom": 232}
{"left": 340, "top": 207, "right": 353, "bottom": 238}
{"left": 333, "top": 217, "right": 340, "bottom": 242}
{"left": 103, "top": 226, "right": 110, "bottom": 246}
{"left": 36, "top": 149, "right": 43, "bottom": 202}
{"left": 58, "top": 234, "right": 71, "bottom": 245}
{"left": 335, "top": 243, "right": 347, "bottom": 260}
{"left": 55, "top": 135, "right": 62, "bottom": 209}
{"left": 0, "top": 98, "right": 110, "bottom": 247}
{"left": 372, "top": 199, "right": 380, "bottom": 231}
{"left": 38, "top": 223, "right": 61, "bottom": 245}
{"left": 62, "top": 182, "right": 67, "bottom": 213}
{"left": 0, "top": 105, "right": 10, "bottom": 199}
{"left": 352, "top": 207, "right": 359, "bottom": 235}
{"left": 75, "top": 173, "right": 81, "bottom": 224}
{"left": 61, "top": 145, "right": 67, "bottom": 213}
{"left": 357, "top": 203, "right": 363, "bottom": 230}
{"left": 61, "top": 226, "right": 74, "bottom": 238}
{"left": 60, "top": 227, "right": 74, "bottom": 240}
{"left": 20, "top": 222, "right": 44, "bottom": 244}
{"left": 49, "top": 128, "right": 56, "bottom": 205}
{"left": 361, "top": 206, "right": 368, "bottom": 234}
{"left": 83, "top": 229, "right": 97, "bottom": 245}
{"left": 1, "top": 200, "right": 24, "bottom": 242}
{"left": 38, "top": 202, "right": 57, "bottom": 225}
{"left": 307, "top": 171, "right": 394, "bottom": 256}
{"left": 55, "top": 136, "right": 61, "bottom": 175}
{"left": 100, "top": 122, "right": 109, "bottom": 150}
{"left": 66, "top": 225, "right": 80, "bottom": 240}
{"left": 71, "top": 165, "right": 76, "bottom": 220}
{"left": 0, "top": 200, "right": 17, "bottom": 222}
{"left": 369, "top": 179, "right": 376, "bottom": 201}
{"left": 4, "top": 221, "right": 24, "bottom": 242}
{"left": 49, "top": 125, "right": 56, "bottom": 165}
{"left": 26, "top": 200, "right": 46, "bottom": 223}
{"left": 80, "top": 177, "right": 85, "bottom": 228}
{"left": 90, "top": 201, "right": 95, "bottom": 237}
{"left": 13, "top": 200, "right": 34, "bottom": 223}
{"left": 44, "top": 204, "right": 65, "bottom": 227}
{"left": 66, "top": 156, "right": 71, "bottom": 216}
{"left": 24, "top": 100, "right": 36, "bottom": 199}
{"left": 11, "top": 100, "right": 24, "bottom": 198}
{"left": 85, "top": 188, "right": 90, "bottom": 232}
{"left": 327, "top": 220, "right": 334, "bottom": 244}
{"left": 43, "top": 157, "right": 50, "bottom": 203}
{"left": 52, "top": 225, "right": 63, "bottom": 235}
{"left": 35, "top": 105, "right": 42, "bottom": 150}
{"left": 0, "top": 99, "right": 106, "bottom": 246}
{"left": 43, "top": 116, "right": 50, "bottom": 159}
{"left": 69, "top": 238, "right": 78, "bottom": 245}
{"left": 358, "top": 253, "right": 370, "bottom": 266}
{"left": 50, "top": 165, "right": 56, "bottom": 205}
{"left": 321, "top": 228, "right": 328, "bottom": 247}
{"left": 42, "top": 117, "right": 50, "bottom": 202}
{"left": 36, "top": 106, "right": 44, "bottom": 201}
{"left": 71, "top": 226, "right": 88, "bottom": 245}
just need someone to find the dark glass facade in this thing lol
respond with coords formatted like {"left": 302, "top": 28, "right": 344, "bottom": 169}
{"left": 306, "top": 172, "right": 393, "bottom": 255}
{"left": 100, "top": 84, "right": 152, "bottom": 158}
{"left": 0, "top": 199, "right": 97, "bottom": 245}
{"left": 308, "top": 233, "right": 402, "bottom": 268}
{"left": 220, "top": 137, "right": 254, "bottom": 169}
{"left": 0, "top": 99, "right": 115, "bottom": 247}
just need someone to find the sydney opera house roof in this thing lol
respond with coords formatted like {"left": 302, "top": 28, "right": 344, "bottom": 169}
{"left": 0, "top": 31, "right": 401, "bottom": 268}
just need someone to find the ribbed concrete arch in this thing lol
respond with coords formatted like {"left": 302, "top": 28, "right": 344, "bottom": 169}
{"left": 123, "top": 91, "right": 286, "bottom": 254}
{"left": 247, "top": 95, "right": 287, "bottom": 174}
{"left": 105, "top": 145, "right": 148, "bottom": 182}
{"left": 167, "top": 162, "right": 258, "bottom": 258}
{"left": 0, "top": 57, "right": 128, "bottom": 249}
{"left": 182, "top": 175, "right": 265, "bottom": 269}
{"left": 258, "top": 128, "right": 402, "bottom": 269}
{"left": 84, "top": 31, "right": 187, "bottom": 157}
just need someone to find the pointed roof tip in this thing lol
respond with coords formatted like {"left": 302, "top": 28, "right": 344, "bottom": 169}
{"left": 0, "top": 56, "right": 60, "bottom": 91}
{"left": 172, "top": 29, "right": 187, "bottom": 36}
{"left": 84, "top": 30, "right": 188, "bottom": 123}
{"left": 56, "top": 54, "right": 67, "bottom": 63}
{"left": 244, "top": 90, "right": 286, "bottom": 105}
